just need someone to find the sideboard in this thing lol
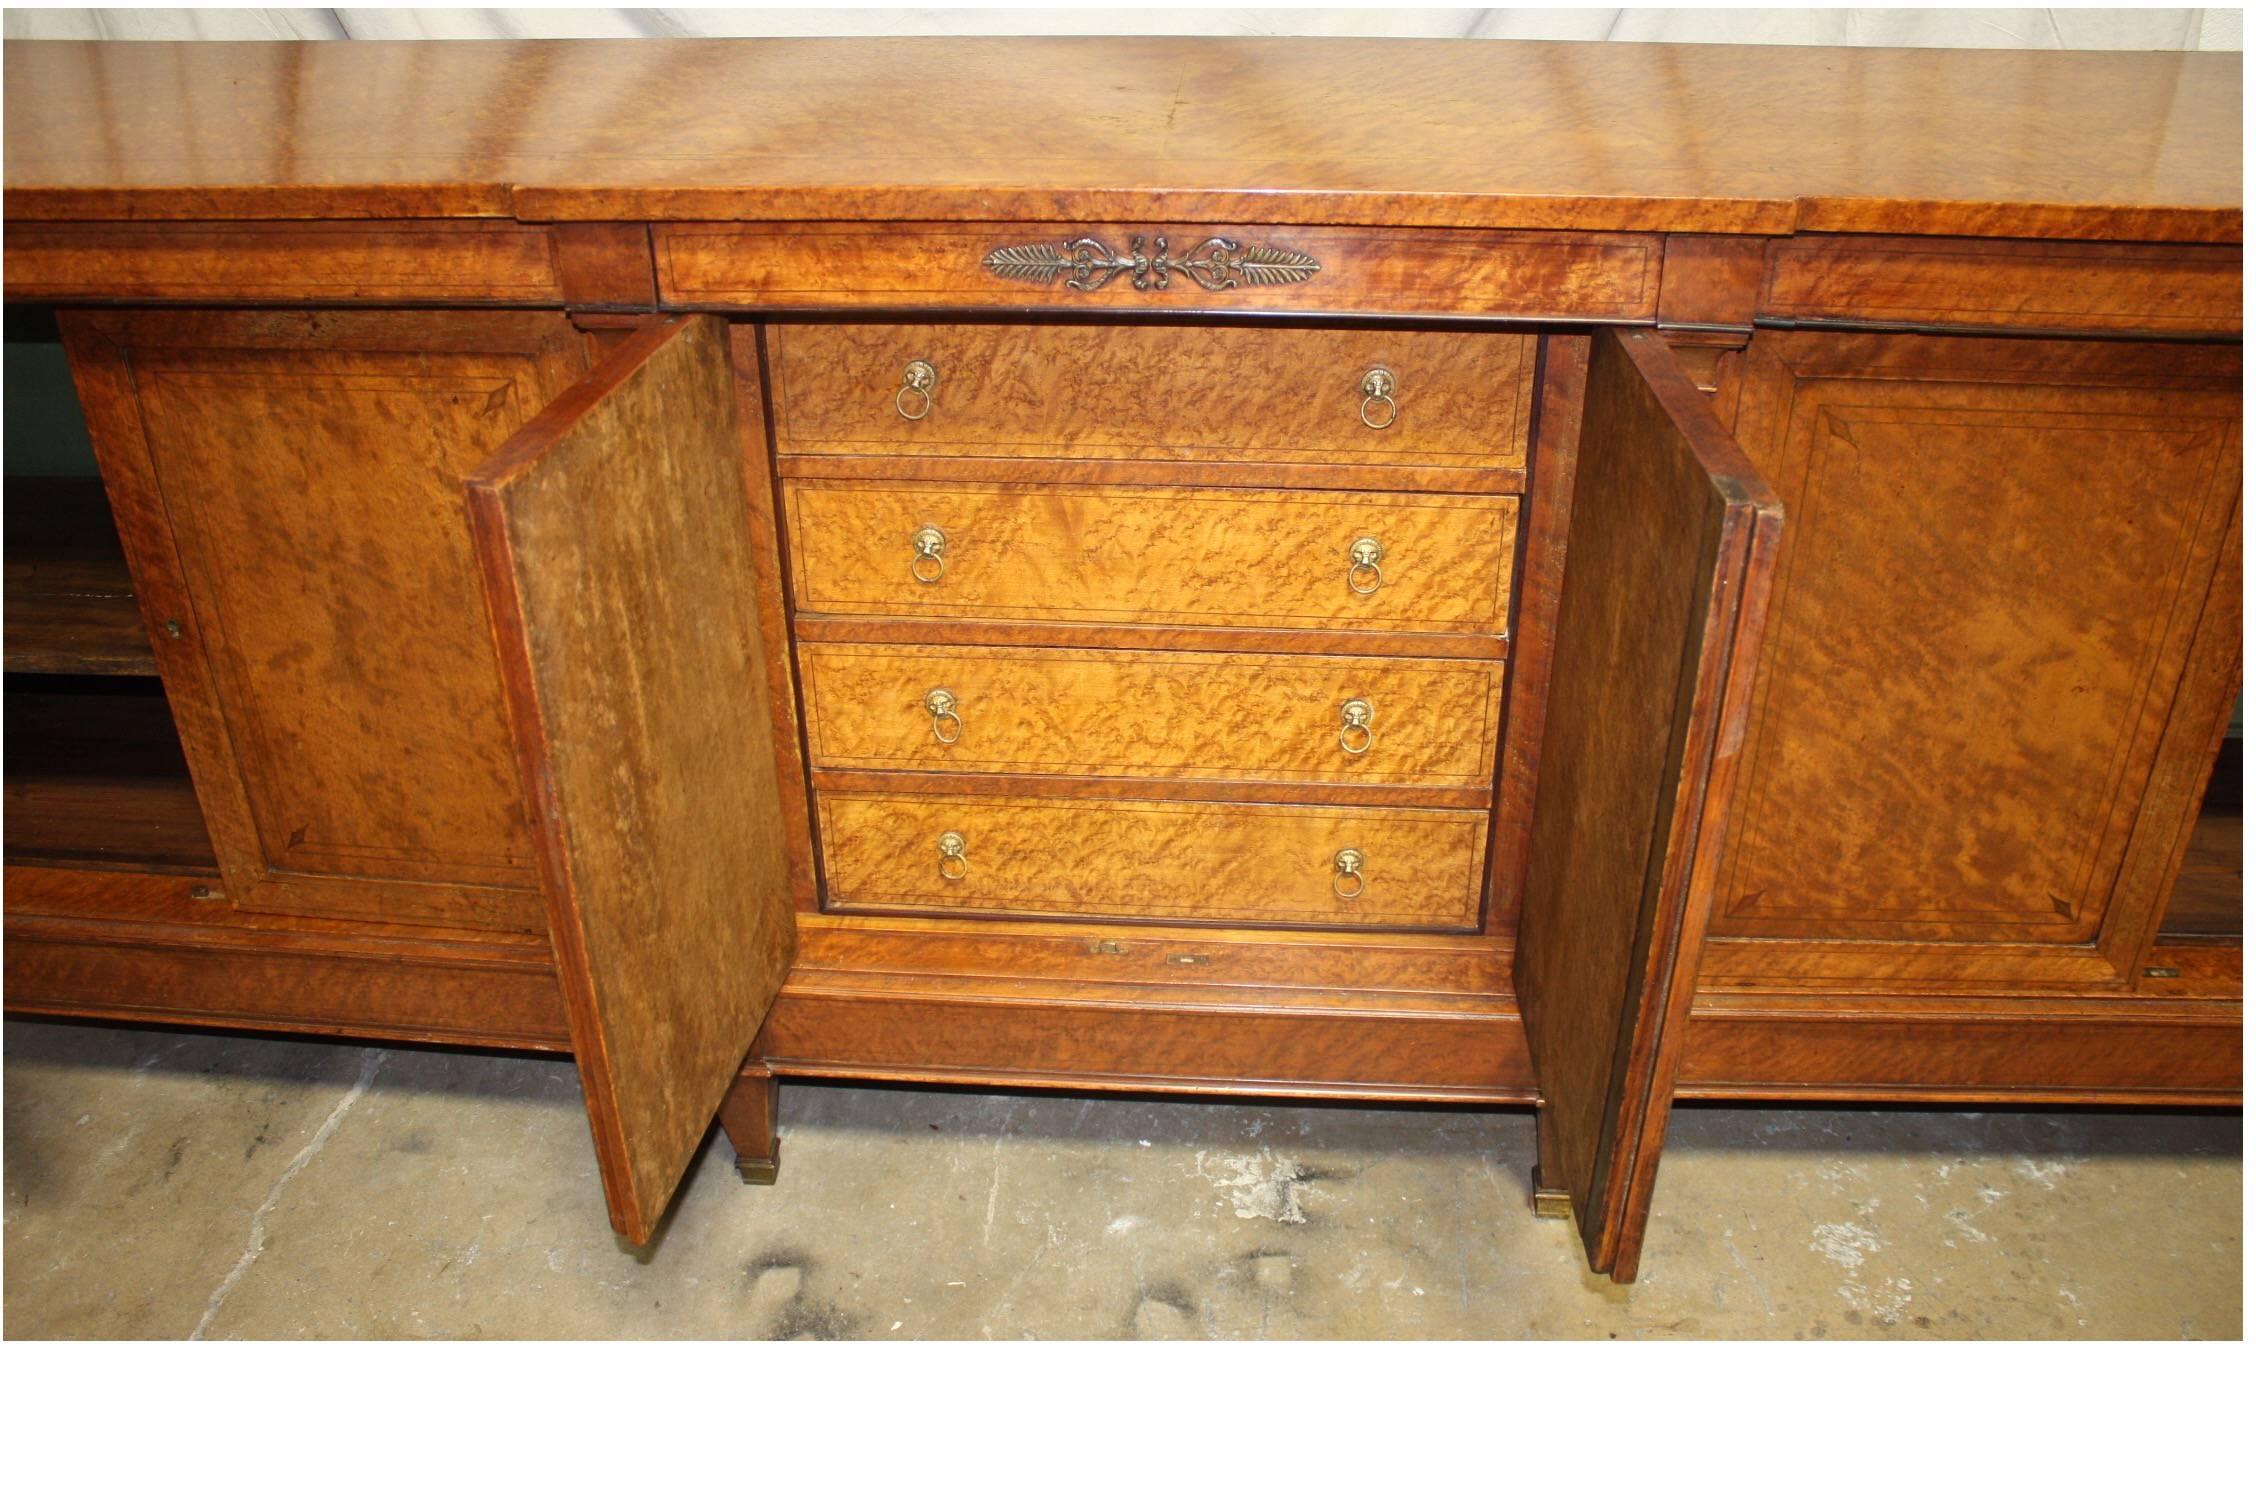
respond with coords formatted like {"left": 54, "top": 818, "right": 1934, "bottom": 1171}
{"left": 2, "top": 38, "right": 2239, "bottom": 1282}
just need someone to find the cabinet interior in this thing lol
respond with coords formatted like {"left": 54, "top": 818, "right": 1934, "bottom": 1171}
{"left": 2161, "top": 733, "right": 2242, "bottom": 940}
{"left": 2, "top": 305, "right": 216, "bottom": 877}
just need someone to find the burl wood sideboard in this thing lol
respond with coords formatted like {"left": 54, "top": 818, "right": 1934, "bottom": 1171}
{"left": 2, "top": 38, "right": 2239, "bottom": 1281}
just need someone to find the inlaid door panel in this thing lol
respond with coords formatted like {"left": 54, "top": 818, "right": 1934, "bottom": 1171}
{"left": 62, "top": 311, "right": 589, "bottom": 931}
{"left": 1704, "top": 332, "right": 2240, "bottom": 987}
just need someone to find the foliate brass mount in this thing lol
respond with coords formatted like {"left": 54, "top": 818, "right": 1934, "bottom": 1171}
{"left": 937, "top": 830, "right": 969, "bottom": 881}
{"left": 1332, "top": 848, "right": 1367, "bottom": 900}
{"left": 981, "top": 234, "right": 1321, "bottom": 294}
{"left": 1338, "top": 698, "right": 1375, "bottom": 757}
{"left": 923, "top": 687, "right": 964, "bottom": 745}
{"left": 910, "top": 524, "right": 948, "bottom": 584}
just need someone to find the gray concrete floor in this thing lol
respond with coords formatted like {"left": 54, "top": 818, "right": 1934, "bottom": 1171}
{"left": 1, "top": 1017, "right": 2240, "bottom": 1338}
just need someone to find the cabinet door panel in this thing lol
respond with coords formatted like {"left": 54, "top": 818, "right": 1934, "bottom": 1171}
{"left": 1516, "top": 330, "right": 1784, "bottom": 1282}
{"left": 468, "top": 316, "right": 797, "bottom": 1246}
{"left": 63, "top": 311, "right": 587, "bottom": 931}
{"left": 1706, "top": 333, "right": 2240, "bottom": 986}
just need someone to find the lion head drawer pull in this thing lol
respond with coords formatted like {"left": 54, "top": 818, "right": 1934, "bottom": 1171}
{"left": 1347, "top": 536, "right": 1385, "bottom": 595}
{"left": 1338, "top": 698, "right": 1375, "bottom": 757}
{"left": 1360, "top": 368, "right": 1398, "bottom": 429}
{"left": 1332, "top": 848, "right": 1367, "bottom": 900}
{"left": 910, "top": 524, "right": 949, "bottom": 584}
{"left": 937, "top": 830, "right": 969, "bottom": 881}
{"left": 923, "top": 687, "right": 964, "bottom": 745}
{"left": 896, "top": 359, "right": 938, "bottom": 420}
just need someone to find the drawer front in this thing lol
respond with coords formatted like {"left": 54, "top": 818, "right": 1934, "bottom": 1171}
{"left": 817, "top": 793, "right": 1488, "bottom": 929}
{"left": 769, "top": 323, "right": 1535, "bottom": 471}
{"left": 1759, "top": 236, "right": 2241, "bottom": 336}
{"left": 786, "top": 481, "right": 1516, "bottom": 634}
{"left": 658, "top": 222, "right": 1662, "bottom": 322}
{"left": 800, "top": 644, "right": 1505, "bottom": 789}
{"left": 6, "top": 221, "right": 585, "bottom": 304}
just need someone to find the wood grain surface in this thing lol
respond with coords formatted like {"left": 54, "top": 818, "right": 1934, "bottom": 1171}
{"left": 4, "top": 219, "right": 568, "bottom": 304}
{"left": 1758, "top": 234, "right": 2243, "bottom": 335}
{"left": 1483, "top": 333, "right": 1585, "bottom": 932}
{"left": 785, "top": 480, "right": 1518, "bottom": 635}
{"left": 817, "top": 792, "right": 1488, "bottom": 929}
{"left": 467, "top": 314, "right": 797, "bottom": 1246}
{"left": 2160, "top": 812, "right": 2241, "bottom": 936}
{"left": 769, "top": 323, "right": 1535, "bottom": 472}
{"left": 754, "top": 914, "right": 1530, "bottom": 1097}
{"left": 60, "top": 309, "right": 587, "bottom": 933}
{"left": 659, "top": 222, "right": 1659, "bottom": 318}
{"left": 4, "top": 684, "right": 217, "bottom": 873}
{"left": 798, "top": 643, "right": 1503, "bottom": 790}
{"left": 1680, "top": 993, "right": 2240, "bottom": 1104}
{"left": 4, "top": 40, "right": 2237, "bottom": 242}
{"left": 5, "top": 865, "right": 568, "bottom": 1048}
{"left": 4, "top": 478, "right": 154, "bottom": 676}
{"left": 1514, "top": 328, "right": 1783, "bottom": 1280}
{"left": 1710, "top": 334, "right": 2241, "bottom": 984}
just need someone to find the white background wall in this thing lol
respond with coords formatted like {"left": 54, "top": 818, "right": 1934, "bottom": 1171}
{"left": 2, "top": 5, "right": 2244, "bottom": 48}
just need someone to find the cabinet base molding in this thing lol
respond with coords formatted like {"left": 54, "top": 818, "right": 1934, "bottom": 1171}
{"left": 1680, "top": 993, "right": 2242, "bottom": 1105}
{"left": 750, "top": 916, "right": 1537, "bottom": 1103}
{"left": 3, "top": 866, "right": 569, "bottom": 1049}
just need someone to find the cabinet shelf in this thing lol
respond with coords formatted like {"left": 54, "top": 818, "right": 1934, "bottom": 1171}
{"left": 2160, "top": 810, "right": 2240, "bottom": 939}
{"left": 2159, "top": 736, "right": 2240, "bottom": 940}
{"left": 4, "top": 678, "right": 217, "bottom": 874}
{"left": 4, "top": 477, "right": 157, "bottom": 677}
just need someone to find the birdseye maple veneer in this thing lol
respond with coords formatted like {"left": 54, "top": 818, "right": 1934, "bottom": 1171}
{"left": 1, "top": 38, "right": 2239, "bottom": 1281}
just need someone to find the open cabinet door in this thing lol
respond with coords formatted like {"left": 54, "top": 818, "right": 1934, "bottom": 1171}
{"left": 466, "top": 316, "right": 797, "bottom": 1245}
{"left": 1517, "top": 329, "right": 1785, "bottom": 1283}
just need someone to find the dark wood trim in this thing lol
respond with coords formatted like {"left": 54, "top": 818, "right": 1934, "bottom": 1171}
{"left": 1483, "top": 333, "right": 1584, "bottom": 931}
{"left": 1680, "top": 994, "right": 2241, "bottom": 1104}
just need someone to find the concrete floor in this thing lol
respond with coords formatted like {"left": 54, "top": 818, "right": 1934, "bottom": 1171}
{"left": 2, "top": 1017, "right": 2240, "bottom": 1339}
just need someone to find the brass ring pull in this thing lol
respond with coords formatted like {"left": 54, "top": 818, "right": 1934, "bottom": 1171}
{"left": 1332, "top": 848, "right": 1366, "bottom": 900}
{"left": 896, "top": 359, "right": 937, "bottom": 421}
{"left": 937, "top": 830, "right": 969, "bottom": 882}
{"left": 1347, "top": 536, "right": 1385, "bottom": 595}
{"left": 924, "top": 687, "right": 963, "bottom": 746}
{"left": 1360, "top": 368, "right": 1398, "bottom": 430}
{"left": 1339, "top": 698, "right": 1375, "bottom": 757}
{"left": 910, "top": 525, "right": 948, "bottom": 584}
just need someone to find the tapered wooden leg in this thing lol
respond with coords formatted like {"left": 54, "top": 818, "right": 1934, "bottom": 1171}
{"left": 718, "top": 1066, "right": 781, "bottom": 1185}
{"left": 1531, "top": 1106, "right": 1572, "bottom": 1219}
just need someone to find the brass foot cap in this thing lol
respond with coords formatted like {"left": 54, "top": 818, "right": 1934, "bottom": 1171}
{"left": 737, "top": 1152, "right": 780, "bottom": 1186}
{"left": 1531, "top": 1175, "right": 1572, "bottom": 1220}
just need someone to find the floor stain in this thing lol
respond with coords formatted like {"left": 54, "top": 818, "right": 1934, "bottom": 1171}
{"left": 1, "top": 1020, "right": 2239, "bottom": 1340}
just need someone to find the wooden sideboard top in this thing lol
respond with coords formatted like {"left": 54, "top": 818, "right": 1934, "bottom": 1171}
{"left": 2, "top": 38, "right": 2240, "bottom": 241}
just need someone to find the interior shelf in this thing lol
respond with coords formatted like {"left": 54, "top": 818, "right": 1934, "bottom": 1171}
{"left": 2159, "top": 738, "right": 2241, "bottom": 939}
{"left": 4, "top": 676, "right": 218, "bottom": 874}
{"left": 4, "top": 477, "right": 157, "bottom": 677}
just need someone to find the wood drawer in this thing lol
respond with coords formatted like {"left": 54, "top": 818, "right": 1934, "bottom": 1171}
{"left": 785, "top": 480, "right": 1517, "bottom": 635}
{"left": 1758, "top": 235, "right": 2242, "bottom": 336}
{"left": 4, "top": 221, "right": 653, "bottom": 306}
{"left": 817, "top": 792, "right": 1488, "bottom": 929}
{"left": 768, "top": 323, "right": 1536, "bottom": 473}
{"left": 799, "top": 644, "right": 1505, "bottom": 791}
{"left": 658, "top": 222, "right": 1661, "bottom": 321}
